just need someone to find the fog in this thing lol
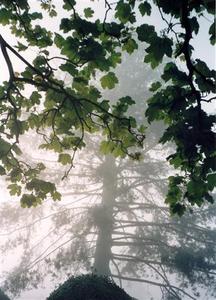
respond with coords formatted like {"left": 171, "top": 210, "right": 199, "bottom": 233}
{"left": 0, "top": 1, "right": 215, "bottom": 300}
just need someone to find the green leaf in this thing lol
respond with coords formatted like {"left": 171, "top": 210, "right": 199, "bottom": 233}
{"left": 0, "top": 166, "right": 6, "bottom": 175}
{"left": 162, "top": 62, "right": 188, "bottom": 86}
{"left": 160, "top": 37, "right": 173, "bottom": 57}
{"left": 26, "top": 179, "right": 55, "bottom": 196}
{"left": 165, "top": 175, "right": 186, "bottom": 216}
{"left": 58, "top": 153, "right": 72, "bottom": 165}
{"left": 207, "top": 173, "right": 216, "bottom": 191}
{"left": 189, "top": 17, "right": 199, "bottom": 34}
{"left": 187, "top": 179, "right": 206, "bottom": 196}
{"left": 100, "top": 72, "right": 118, "bottom": 89}
{"left": 60, "top": 63, "right": 78, "bottom": 76}
{"left": 112, "top": 145, "right": 125, "bottom": 158}
{"left": 100, "top": 141, "right": 111, "bottom": 155}
{"left": 119, "top": 96, "right": 135, "bottom": 106}
{"left": 129, "top": 116, "right": 137, "bottom": 128}
{"left": 28, "top": 114, "right": 40, "bottom": 129}
{"left": 30, "top": 91, "right": 41, "bottom": 105}
{"left": 108, "top": 52, "right": 122, "bottom": 67}
{"left": 145, "top": 37, "right": 173, "bottom": 68}
{"left": 21, "top": 68, "right": 34, "bottom": 79}
{"left": 115, "top": 1, "right": 132, "bottom": 24}
{"left": 49, "top": 9, "right": 57, "bottom": 17}
{"left": 51, "top": 138, "right": 62, "bottom": 153}
{"left": 63, "top": 0, "right": 76, "bottom": 11}
{"left": 139, "top": 124, "right": 146, "bottom": 134}
{"left": 21, "top": 194, "right": 40, "bottom": 208}
{"left": 144, "top": 52, "right": 160, "bottom": 68}
{"left": 149, "top": 81, "right": 162, "bottom": 92}
{"left": 209, "top": 20, "right": 215, "bottom": 45}
{"left": 16, "top": 42, "right": 28, "bottom": 51}
{"left": 136, "top": 24, "right": 156, "bottom": 43}
{"left": 100, "top": 100, "right": 110, "bottom": 111}
{"left": 143, "top": 36, "right": 173, "bottom": 68}
{"left": 168, "top": 154, "right": 183, "bottom": 168}
{"left": 122, "top": 38, "right": 138, "bottom": 54}
{"left": 100, "top": 140, "right": 115, "bottom": 155}
{"left": 0, "top": 8, "right": 11, "bottom": 25}
{"left": 31, "top": 12, "right": 43, "bottom": 20}
{"left": 84, "top": 7, "right": 94, "bottom": 18}
{"left": 54, "top": 33, "right": 65, "bottom": 48}
{"left": 170, "top": 203, "right": 186, "bottom": 217}
{"left": 9, "top": 167, "right": 22, "bottom": 182}
{"left": 52, "top": 191, "right": 62, "bottom": 201}
{"left": 7, "top": 183, "right": 22, "bottom": 196}
{"left": 0, "top": 138, "right": 11, "bottom": 157}
{"left": 139, "top": 1, "right": 151, "bottom": 16}
{"left": 195, "top": 59, "right": 215, "bottom": 78}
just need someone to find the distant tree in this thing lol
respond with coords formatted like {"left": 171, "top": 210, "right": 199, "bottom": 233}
{"left": 1, "top": 149, "right": 215, "bottom": 300}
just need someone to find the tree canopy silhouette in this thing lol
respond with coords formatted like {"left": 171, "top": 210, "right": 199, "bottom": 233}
{"left": 46, "top": 274, "right": 133, "bottom": 300}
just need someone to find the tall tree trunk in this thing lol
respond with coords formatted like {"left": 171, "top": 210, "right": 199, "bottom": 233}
{"left": 93, "top": 155, "right": 117, "bottom": 276}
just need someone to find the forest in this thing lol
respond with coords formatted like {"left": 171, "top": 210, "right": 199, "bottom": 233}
{"left": 0, "top": 1, "right": 215, "bottom": 299}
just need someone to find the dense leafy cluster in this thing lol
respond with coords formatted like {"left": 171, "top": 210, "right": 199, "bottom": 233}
{"left": 47, "top": 274, "right": 133, "bottom": 300}
{"left": 0, "top": 0, "right": 215, "bottom": 214}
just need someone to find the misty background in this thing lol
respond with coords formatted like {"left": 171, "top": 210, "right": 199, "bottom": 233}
{"left": 0, "top": 1, "right": 215, "bottom": 300}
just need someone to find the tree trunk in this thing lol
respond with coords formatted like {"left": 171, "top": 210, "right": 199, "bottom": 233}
{"left": 93, "top": 155, "right": 117, "bottom": 276}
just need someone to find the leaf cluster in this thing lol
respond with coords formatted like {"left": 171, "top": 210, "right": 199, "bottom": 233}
{"left": 0, "top": 0, "right": 215, "bottom": 214}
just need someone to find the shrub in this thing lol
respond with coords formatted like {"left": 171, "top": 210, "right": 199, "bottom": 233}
{"left": 47, "top": 274, "right": 133, "bottom": 300}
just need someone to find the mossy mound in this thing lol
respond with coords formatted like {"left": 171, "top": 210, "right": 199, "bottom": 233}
{"left": 47, "top": 274, "right": 133, "bottom": 300}
{"left": 0, "top": 289, "right": 10, "bottom": 300}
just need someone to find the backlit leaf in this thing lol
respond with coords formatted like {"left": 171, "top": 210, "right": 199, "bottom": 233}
{"left": 100, "top": 72, "right": 118, "bottom": 89}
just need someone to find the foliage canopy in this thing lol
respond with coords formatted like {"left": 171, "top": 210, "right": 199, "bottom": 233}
{"left": 0, "top": 0, "right": 215, "bottom": 215}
